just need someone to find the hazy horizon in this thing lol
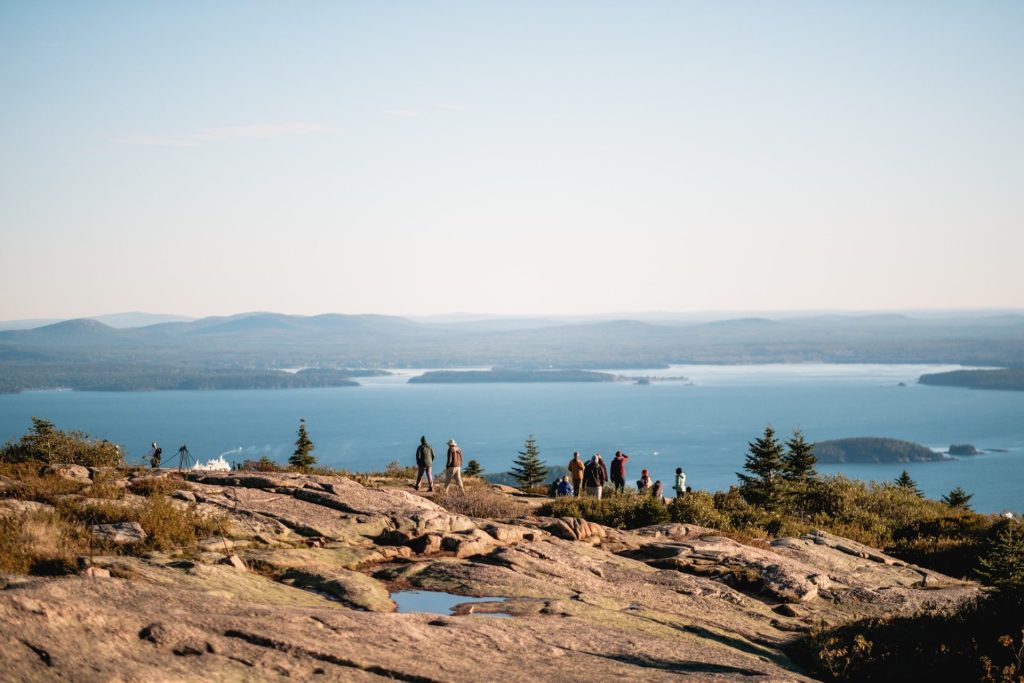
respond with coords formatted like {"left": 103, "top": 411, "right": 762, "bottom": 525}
{"left": 3, "top": 2, "right": 1022, "bottom": 319}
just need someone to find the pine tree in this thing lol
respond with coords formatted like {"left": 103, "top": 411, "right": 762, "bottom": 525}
{"left": 781, "top": 429, "right": 818, "bottom": 482}
{"left": 975, "top": 521, "right": 1024, "bottom": 590}
{"left": 941, "top": 486, "right": 974, "bottom": 510}
{"left": 736, "top": 426, "right": 785, "bottom": 507}
{"left": 511, "top": 435, "right": 547, "bottom": 489}
{"left": 289, "top": 418, "right": 316, "bottom": 470}
{"left": 463, "top": 459, "right": 483, "bottom": 478}
{"left": 894, "top": 470, "right": 923, "bottom": 497}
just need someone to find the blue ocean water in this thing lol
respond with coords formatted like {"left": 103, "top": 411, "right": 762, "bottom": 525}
{"left": 1, "top": 364, "right": 1021, "bottom": 513}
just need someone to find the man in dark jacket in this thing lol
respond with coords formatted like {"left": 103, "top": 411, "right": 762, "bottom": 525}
{"left": 583, "top": 454, "right": 606, "bottom": 499}
{"left": 414, "top": 436, "right": 434, "bottom": 491}
{"left": 610, "top": 451, "right": 629, "bottom": 493}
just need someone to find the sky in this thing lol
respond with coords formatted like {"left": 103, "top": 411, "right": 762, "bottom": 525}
{"left": 1, "top": 1, "right": 1022, "bottom": 320}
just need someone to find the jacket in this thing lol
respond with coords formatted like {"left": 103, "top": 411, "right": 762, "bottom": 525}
{"left": 416, "top": 439, "right": 434, "bottom": 467}
{"left": 583, "top": 460, "right": 606, "bottom": 488}
{"left": 446, "top": 446, "right": 462, "bottom": 469}
{"left": 610, "top": 454, "right": 629, "bottom": 480}
{"left": 567, "top": 458, "right": 585, "bottom": 479}
{"left": 674, "top": 472, "right": 686, "bottom": 494}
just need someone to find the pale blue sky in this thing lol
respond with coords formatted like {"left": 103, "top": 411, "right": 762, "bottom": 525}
{"left": 1, "top": 1, "right": 1021, "bottom": 319}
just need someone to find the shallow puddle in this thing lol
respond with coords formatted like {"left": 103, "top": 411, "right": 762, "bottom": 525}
{"left": 391, "top": 590, "right": 511, "bottom": 617}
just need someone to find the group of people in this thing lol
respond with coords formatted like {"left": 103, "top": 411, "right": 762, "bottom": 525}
{"left": 414, "top": 436, "right": 465, "bottom": 493}
{"left": 558, "top": 451, "right": 686, "bottom": 501}
{"left": 413, "top": 438, "right": 686, "bottom": 502}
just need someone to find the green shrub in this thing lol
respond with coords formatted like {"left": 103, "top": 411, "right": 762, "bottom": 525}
{"left": 1, "top": 417, "right": 123, "bottom": 468}
{"left": 540, "top": 493, "right": 671, "bottom": 529}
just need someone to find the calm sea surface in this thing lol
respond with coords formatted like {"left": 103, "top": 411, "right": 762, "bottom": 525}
{"left": 1, "top": 364, "right": 1021, "bottom": 513}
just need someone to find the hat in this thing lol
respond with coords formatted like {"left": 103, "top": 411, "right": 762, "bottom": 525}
{"left": 447, "top": 439, "right": 457, "bottom": 446}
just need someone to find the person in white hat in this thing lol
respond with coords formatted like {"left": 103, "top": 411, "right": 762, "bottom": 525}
{"left": 443, "top": 439, "right": 465, "bottom": 493}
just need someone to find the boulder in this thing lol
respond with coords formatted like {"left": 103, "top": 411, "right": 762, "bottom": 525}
{"left": 542, "top": 517, "right": 606, "bottom": 543}
{"left": 90, "top": 522, "right": 147, "bottom": 545}
{"left": 0, "top": 500, "right": 56, "bottom": 519}
{"left": 278, "top": 568, "right": 396, "bottom": 612}
{"left": 44, "top": 464, "right": 91, "bottom": 484}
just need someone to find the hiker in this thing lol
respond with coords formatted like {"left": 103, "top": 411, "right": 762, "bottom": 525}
{"left": 651, "top": 480, "right": 665, "bottom": 502}
{"left": 148, "top": 442, "right": 162, "bottom": 469}
{"left": 583, "top": 454, "right": 606, "bottom": 499}
{"left": 414, "top": 436, "right": 434, "bottom": 491}
{"left": 636, "top": 468, "right": 652, "bottom": 493}
{"left": 674, "top": 467, "right": 686, "bottom": 498}
{"left": 443, "top": 439, "right": 465, "bottom": 493}
{"left": 555, "top": 475, "right": 574, "bottom": 497}
{"left": 596, "top": 453, "right": 609, "bottom": 486}
{"left": 610, "top": 451, "right": 630, "bottom": 493}
{"left": 567, "top": 452, "right": 585, "bottom": 497}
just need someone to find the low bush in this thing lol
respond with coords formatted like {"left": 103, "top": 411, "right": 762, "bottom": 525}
{"left": 0, "top": 509, "right": 89, "bottom": 575}
{"left": 431, "top": 483, "right": 527, "bottom": 519}
{"left": 541, "top": 493, "right": 671, "bottom": 529}
{"left": 1, "top": 417, "right": 123, "bottom": 468}
{"left": 127, "top": 475, "right": 187, "bottom": 497}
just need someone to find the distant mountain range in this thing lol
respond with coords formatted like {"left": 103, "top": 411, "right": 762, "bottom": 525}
{"left": 1, "top": 311, "right": 1022, "bottom": 392}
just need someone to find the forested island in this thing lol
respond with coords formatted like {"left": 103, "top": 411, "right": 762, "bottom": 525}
{"left": 814, "top": 437, "right": 947, "bottom": 463}
{"left": 919, "top": 368, "right": 1024, "bottom": 391}
{"left": 409, "top": 369, "right": 616, "bottom": 384}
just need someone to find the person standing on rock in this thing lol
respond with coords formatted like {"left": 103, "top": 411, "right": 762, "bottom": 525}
{"left": 443, "top": 439, "right": 465, "bottom": 493}
{"left": 583, "top": 454, "right": 606, "bottom": 499}
{"left": 568, "top": 452, "right": 585, "bottom": 497}
{"left": 674, "top": 467, "right": 686, "bottom": 498}
{"left": 610, "top": 451, "right": 630, "bottom": 494}
{"left": 414, "top": 436, "right": 435, "bottom": 492}
{"left": 148, "top": 442, "right": 162, "bottom": 469}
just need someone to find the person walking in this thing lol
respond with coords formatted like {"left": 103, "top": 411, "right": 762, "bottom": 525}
{"left": 443, "top": 439, "right": 465, "bottom": 493}
{"left": 414, "top": 436, "right": 435, "bottom": 491}
{"left": 583, "top": 454, "right": 606, "bottom": 499}
{"left": 610, "top": 451, "right": 630, "bottom": 494}
{"left": 674, "top": 467, "right": 686, "bottom": 498}
{"left": 567, "top": 452, "right": 585, "bottom": 497}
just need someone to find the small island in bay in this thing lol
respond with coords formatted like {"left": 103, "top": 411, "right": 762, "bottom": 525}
{"left": 408, "top": 369, "right": 616, "bottom": 383}
{"left": 948, "top": 443, "right": 983, "bottom": 455}
{"left": 814, "top": 437, "right": 948, "bottom": 463}
{"left": 919, "top": 368, "right": 1024, "bottom": 391}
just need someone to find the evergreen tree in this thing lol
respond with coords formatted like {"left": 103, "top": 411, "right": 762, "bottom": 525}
{"left": 781, "top": 429, "right": 818, "bottom": 482}
{"left": 289, "top": 418, "right": 316, "bottom": 470}
{"left": 941, "top": 486, "right": 974, "bottom": 510}
{"left": 975, "top": 521, "right": 1024, "bottom": 590}
{"left": 511, "top": 435, "right": 547, "bottom": 489}
{"left": 736, "top": 426, "right": 785, "bottom": 508}
{"left": 463, "top": 459, "right": 483, "bottom": 478}
{"left": 894, "top": 470, "right": 923, "bottom": 497}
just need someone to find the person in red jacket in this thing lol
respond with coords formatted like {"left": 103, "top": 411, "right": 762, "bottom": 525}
{"left": 610, "top": 451, "right": 630, "bottom": 494}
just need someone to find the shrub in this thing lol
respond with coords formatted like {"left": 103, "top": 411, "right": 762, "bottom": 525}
{"left": 128, "top": 474, "right": 187, "bottom": 497}
{"left": 666, "top": 492, "right": 729, "bottom": 527}
{"left": 241, "top": 456, "right": 283, "bottom": 472}
{"left": 431, "top": 484, "right": 527, "bottom": 519}
{"left": 540, "top": 493, "right": 671, "bottom": 529}
{"left": 1, "top": 417, "right": 123, "bottom": 468}
{"left": 0, "top": 509, "right": 90, "bottom": 575}
{"left": 383, "top": 461, "right": 417, "bottom": 479}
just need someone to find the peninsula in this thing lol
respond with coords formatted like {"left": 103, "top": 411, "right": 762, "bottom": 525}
{"left": 408, "top": 369, "right": 616, "bottom": 383}
{"left": 813, "top": 437, "right": 946, "bottom": 463}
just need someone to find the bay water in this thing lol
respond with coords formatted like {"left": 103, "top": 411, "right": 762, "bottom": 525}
{"left": 1, "top": 363, "right": 1021, "bottom": 513}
